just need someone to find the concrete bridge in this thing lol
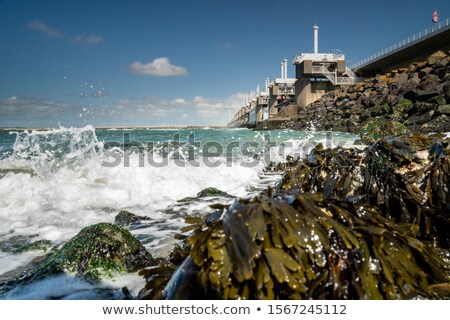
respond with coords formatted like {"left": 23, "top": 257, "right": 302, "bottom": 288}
{"left": 351, "top": 18, "right": 450, "bottom": 77}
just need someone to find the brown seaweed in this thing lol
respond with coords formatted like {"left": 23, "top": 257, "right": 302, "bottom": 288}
{"left": 138, "top": 135, "right": 450, "bottom": 300}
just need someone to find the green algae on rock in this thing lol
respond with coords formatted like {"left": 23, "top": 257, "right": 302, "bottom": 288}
{"left": 41, "top": 223, "right": 155, "bottom": 282}
{"left": 359, "top": 119, "right": 409, "bottom": 144}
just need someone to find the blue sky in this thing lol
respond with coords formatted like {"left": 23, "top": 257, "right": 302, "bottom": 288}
{"left": 0, "top": 0, "right": 449, "bottom": 127}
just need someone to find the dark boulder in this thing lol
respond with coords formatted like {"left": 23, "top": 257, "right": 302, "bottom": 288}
{"left": 114, "top": 210, "right": 151, "bottom": 227}
{"left": 179, "top": 187, "right": 234, "bottom": 202}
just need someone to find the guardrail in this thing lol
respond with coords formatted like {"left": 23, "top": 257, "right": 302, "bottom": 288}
{"left": 350, "top": 17, "right": 450, "bottom": 70}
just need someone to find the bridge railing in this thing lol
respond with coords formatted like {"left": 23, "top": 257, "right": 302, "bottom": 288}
{"left": 350, "top": 17, "right": 450, "bottom": 70}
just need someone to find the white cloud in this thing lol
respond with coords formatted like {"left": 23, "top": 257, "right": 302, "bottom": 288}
{"left": 129, "top": 57, "right": 189, "bottom": 77}
{"left": 108, "top": 92, "right": 244, "bottom": 124}
{"left": 192, "top": 92, "right": 245, "bottom": 118}
{"left": 0, "top": 92, "right": 245, "bottom": 127}
{"left": 26, "top": 20, "right": 62, "bottom": 38}
{"left": 173, "top": 98, "right": 187, "bottom": 105}
{"left": 115, "top": 97, "right": 179, "bottom": 117}
{"left": 72, "top": 35, "right": 104, "bottom": 45}
{"left": 0, "top": 96, "right": 72, "bottom": 120}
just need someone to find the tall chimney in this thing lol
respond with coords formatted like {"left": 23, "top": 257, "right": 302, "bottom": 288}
{"left": 284, "top": 58, "right": 288, "bottom": 78}
{"left": 256, "top": 85, "right": 260, "bottom": 96}
{"left": 280, "top": 61, "right": 284, "bottom": 78}
{"left": 265, "top": 78, "right": 269, "bottom": 92}
{"left": 313, "top": 23, "right": 319, "bottom": 54}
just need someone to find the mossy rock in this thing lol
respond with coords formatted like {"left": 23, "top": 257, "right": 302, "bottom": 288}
{"left": 40, "top": 223, "right": 154, "bottom": 282}
{"left": 359, "top": 119, "right": 409, "bottom": 144}
{"left": 369, "top": 103, "right": 390, "bottom": 117}
{"left": 15, "top": 240, "right": 53, "bottom": 254}
{"left": 254, "top": 120, "right": 287, "bottom": 130}
{"left": 428, "top": 95, "right": 447, "bottom": 105}
{"left": 438, "top": 104, "right": 450, "bottom": 115}
{"left": 197, "top": 187, "right": 232, "bottom": 198}
{"left": 399, "top": 99, "right": 413, "bottom": 106}
{"left": 179, "top": 187, "right": 233, "bottom": 202}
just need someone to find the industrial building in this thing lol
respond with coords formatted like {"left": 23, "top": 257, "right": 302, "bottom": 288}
{"left": 227, "top": 24, "right": 355, "bottom": 128}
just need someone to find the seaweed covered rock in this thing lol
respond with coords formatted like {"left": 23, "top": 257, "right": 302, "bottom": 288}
{"left": 40, "top": 223, "right": 155, "bottom": 282}
{"left": 140, "top": 193, "right": 449, "bottom": 299}
{"left": 281, "top": 134, "right": 450, "bottom": 247}
{"left": 359, "top": 119, "right": 409, "bottom": 144}
{"left": 139, "top": 135, "right": 450, "bottom": 300}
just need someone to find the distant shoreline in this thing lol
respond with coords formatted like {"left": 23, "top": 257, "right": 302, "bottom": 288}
{"left": 0, "top": 125, "right": 227, "bottom": 131}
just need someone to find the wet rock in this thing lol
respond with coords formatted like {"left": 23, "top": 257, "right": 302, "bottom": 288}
{"left": 114, "top": 210, "right": 150, "bottom": 227}
{"left": 0, "top": 235, "right": 33, "bottom": 253}
{"left": 179, "top": 187, "right": 234, "bottom": 202}
{"left": 15, "top": 240, "right": 53, "bottom": 253}
{"left": 39, "top": 223, "right": 155, "bottom": 282}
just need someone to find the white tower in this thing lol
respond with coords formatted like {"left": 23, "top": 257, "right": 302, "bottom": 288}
{"left": 313, "top": 23, "right": 319, "bottom": 54}
{"left": 283, "top": 58, "right": 288, "bottom": 78}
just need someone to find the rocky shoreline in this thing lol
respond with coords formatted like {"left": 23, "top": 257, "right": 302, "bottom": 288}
{"left": 256, "top": 51, "right": 450, "bottom": 143}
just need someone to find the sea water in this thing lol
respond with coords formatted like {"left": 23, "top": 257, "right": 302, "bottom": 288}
{"left": 0, "top": 126, "right": 359, "bottom": 299}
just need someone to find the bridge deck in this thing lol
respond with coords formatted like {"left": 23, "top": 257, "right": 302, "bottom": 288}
{"left": 353, "top": 19, "right": 450, "bottom": 77}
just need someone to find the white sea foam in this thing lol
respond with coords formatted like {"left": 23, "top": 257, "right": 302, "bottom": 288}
{"left": 0, "top": 126, "right": 261, "bottom": 232}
